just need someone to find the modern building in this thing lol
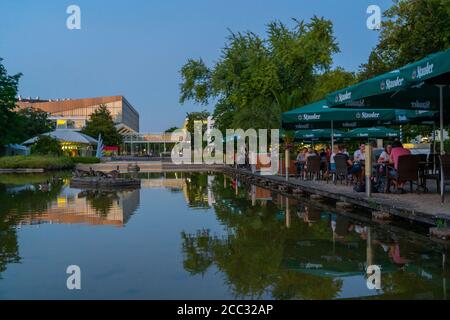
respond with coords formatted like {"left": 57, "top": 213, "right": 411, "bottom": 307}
{"left": 22, "top": 129, "right": 98, "bottom": 157}
{"left": 16, "top": 95, "right": 140, "bottom": 134}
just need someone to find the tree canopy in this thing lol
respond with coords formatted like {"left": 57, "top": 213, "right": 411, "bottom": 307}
{"left": 16, "top": 107, "right": 54, "bottom": 142}
{"left": 185, "top": 110, "right": 210, "bottom": 135}
{"left": 359, "top": 0, "right": 450, "bottom": 80}
{"left": 0, "top": 58, "right": 22, "bottom": 147}
{"left": 31, "top": 135, "right": 62, "bottom": 156}
{"left": 82, "top": 105, "right": 123, "bottom": 147}
{"left": 179, "top": 17, "right": 349, "bottom": 131}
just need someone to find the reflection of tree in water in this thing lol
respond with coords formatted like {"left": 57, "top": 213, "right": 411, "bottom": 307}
{"left": 83, "top": 190, "right": 119, "bottom": 216}
{"left": 181, "top": 174, "right": 450, "bottom": 299}
{"left": 184, "top": 173, "right": 209, "bottom": 208}
{"left": 0, "top": 210, "right": 20, "bottom": 278}
{"left": 0, "top": 173, "right": 68, "bottom": 278}
{"left": 181, "top": 229, "right": 216, "bottom": 276}
{"left": 181, "top": 175, "right": 343, "bottom": 299}
{"left": 0, "top": 174, "right": 67, "bottom": 215}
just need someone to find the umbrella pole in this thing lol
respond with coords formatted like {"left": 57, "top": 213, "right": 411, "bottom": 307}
{"left": 437, "top": 85, "right": 445, "bottom": 204}
{"left": 438, "top": 85, "right": 445, "bottom": 155}
{"left": 433, "top": 123, "right": 436, "bottom": 154}
{"left": 331, "top": 120, "right": 334, "bottom": 151}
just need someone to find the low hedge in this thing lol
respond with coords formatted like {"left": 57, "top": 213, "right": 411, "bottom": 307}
{"left": 0, "top": 156, "right": 75, "bottom": 170}
{"left": 71, "top": 157, "right": 101, "bottom": 164}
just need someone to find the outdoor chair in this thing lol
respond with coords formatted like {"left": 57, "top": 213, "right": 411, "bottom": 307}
{"left": 305, "top": 156, "right": 321, "bottom": 180}
{"left": 329, "top": 154, "right": 349, "bottom": 185}
{"left": 387, "top": 154, "right": 420, "bottom": 193}
{"left": 428, "top": 153, "right": 440, "bottom": 173}
{"left": 439, "top": 155, "right": 450, "bottom": 203}
{"left": 423, "top": 154, "right": 441, "bottom": 192}
{"left": 321, "top": 159, "right": 330, "bottom": 180}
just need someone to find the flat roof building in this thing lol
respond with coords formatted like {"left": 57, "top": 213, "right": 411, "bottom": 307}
{"left": 16, "top": 95, "right": 140, "bottom": 134}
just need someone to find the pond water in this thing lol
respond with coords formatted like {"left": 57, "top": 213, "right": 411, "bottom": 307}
{"left": 0, "top": 171, "right": 448, "bottom": 300}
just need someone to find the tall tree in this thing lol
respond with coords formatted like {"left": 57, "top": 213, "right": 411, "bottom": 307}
{"left": 185, "top": 110, "right": 210, "bottom": 136}
{"left": 16, "top": 107, "right": 54, "bottom": 142}
{"left": 82, "top": 105, "right": 123, "bottom": 147}
{"left": 31, "top": 135, "right": 62, "bottom": 156}
{"left": 310, "top": 68, "right": 357, "bottom": 102}
{"left": 179, "top": 17, "right": 340, "bottom": 130}
{"left": 359, "top": 0, "right": 450, "bottom": 79}
{"left": 164, "top": 126, "right": 179, "bottom": 133}
{"left": 0, "top": 58, "right": 22, "bottom": 147}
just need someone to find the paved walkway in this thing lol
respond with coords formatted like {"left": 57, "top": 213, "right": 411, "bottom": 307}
{"left": 223, "top": 167, "right": 450, "bottom": 226}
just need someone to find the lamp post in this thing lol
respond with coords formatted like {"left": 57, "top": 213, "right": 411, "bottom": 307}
{"left": 366, "top": 145, "right": 372, "bottom": 198}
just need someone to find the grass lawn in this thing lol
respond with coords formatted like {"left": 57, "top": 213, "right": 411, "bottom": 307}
{"left": 0, "top": 155, "right": 75, "bottom": 170}
{"left": 71, "top": 156, "right": 101, "bottom": 164}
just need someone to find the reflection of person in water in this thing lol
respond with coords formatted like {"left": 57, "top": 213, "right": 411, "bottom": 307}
{"left": 334, "top": 216, "right": 354, "bottom": 239}
{"left": 354, "top": 224, "right": 368, "bottom": 240}
{"left": 388, "top": 243, "right": 411, "bottom": 266}
{"left": 296, "top": 206, "right": 321, "bottom": 226}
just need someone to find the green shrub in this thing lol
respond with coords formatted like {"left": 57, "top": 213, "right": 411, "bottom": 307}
{"left": 0, "top": 155, "right": 74, "bottom": 170}
{"left": 31, "top": 135, "right": 62, "bottom": 156}
{"left": 71, "top": 157, "right": 101, "bottom": 164}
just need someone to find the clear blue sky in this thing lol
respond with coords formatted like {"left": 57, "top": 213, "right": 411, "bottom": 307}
{"left": 0, "top": 0, "right": 392, "bottom": 132}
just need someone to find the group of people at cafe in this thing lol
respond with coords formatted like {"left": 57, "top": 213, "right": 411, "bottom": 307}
{"left": 294, "top": 140, "right": 412, "bottom": 190}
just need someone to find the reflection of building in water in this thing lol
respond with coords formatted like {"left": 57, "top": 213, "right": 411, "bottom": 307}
{"left": 19, "top": 187, "right": 140, "bottom": 227}
{"left": 140, "top": 178, "right": 186, "bottom": 190}
{"left": 255, "top": 187, "right": 272, "bottom": 201}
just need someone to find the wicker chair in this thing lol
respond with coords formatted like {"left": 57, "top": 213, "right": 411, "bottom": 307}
{"left": 387, "top": 154, "right": 420, "bottom": 193}
{"left": 305, "top": 156, "right": 321, "bottom": 180}
{"left": 330, "top": 154, "right": 350, "bottom": 185}
{"left": 439, "top": 155, "right": 450, "bottom": 203}
{"left": 424, "top": 153, "right": 441, "bottom": 192}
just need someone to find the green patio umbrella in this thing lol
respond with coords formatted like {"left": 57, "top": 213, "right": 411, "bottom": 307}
{"left": 282, "top": 100, "right": 436, "bottom": 129}
{"left": 282, "top": 100, "right": 435, "bottom": 149}
{"left": 346, "top": 127, "right": 399, "bottom": 139}
{"left": 326, "top": 48, "right": 450, "bottom": 110}
{"left": 294, "top": 129, "right": 347, "bottom": 142}
{"left": 326, "top": 48, "right": 450, "bottom": 153}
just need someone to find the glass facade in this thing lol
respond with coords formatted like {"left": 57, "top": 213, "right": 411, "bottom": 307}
{"left": 121, "top": 133, "right": 182, "bottom": 156}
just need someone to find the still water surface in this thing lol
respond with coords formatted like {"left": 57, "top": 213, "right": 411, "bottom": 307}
{"left": 0, "top": 172, "right": 448, "bottom": 299}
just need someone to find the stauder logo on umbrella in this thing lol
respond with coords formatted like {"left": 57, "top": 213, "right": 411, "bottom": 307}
{"left": 335, "top": 91, "right": 352, "bottom": 103}
{"left": 381, "top": 77, "right": 404, "bottom": 91}
{"left": 361, "top": 112, "right": 380, "bottom": 119}
{"left": 412, "top": 62, "right": 434, "bottom": 80}
{"left": 302, "top": 113, "right": 321, "bottom": 121}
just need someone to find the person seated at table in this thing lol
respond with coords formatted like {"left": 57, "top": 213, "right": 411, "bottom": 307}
{"left": 325, "top": 147, "right": 332, "bottom": 161}
{"left": 305, "top": 147, "right": 316, "bottom": 158}
{"left": 371, "top": 141, "right": 384, "bottom": 163}
{"left": 337, "top": 145, "right": 363, "bottom": 183}
{"left": 319, "top": 148, "right": 328, "bottom": 173}
{"left": 378, "top": 144, "right": 392, "bottom": 164}
{"left": 354, "top": 144, "right": 366, "bottom": 162}
{"left": 319, "top": 148, "right": 327, "bottom": 161}
{"left": 388, "top": 141, "right": 411, "bottom": 191}
{"left": 329, "top": 145, "right": 340, "bottom": 171}
{"left": 295, "top": 148, "right": 307, "bottom": 177}
{"left": 341, "top": 146, "right": 349, "bottom": 157}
